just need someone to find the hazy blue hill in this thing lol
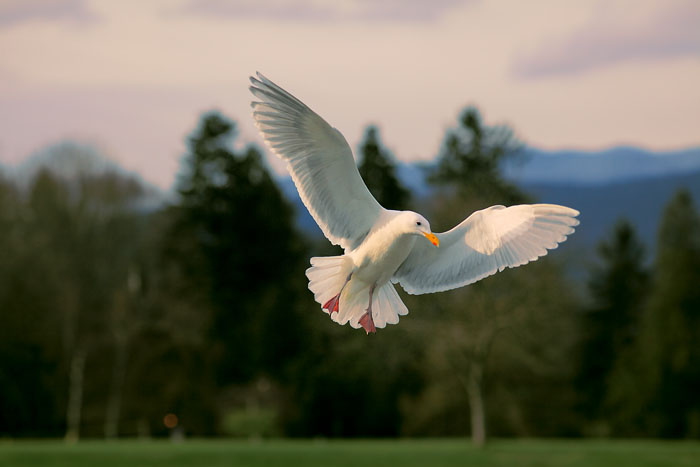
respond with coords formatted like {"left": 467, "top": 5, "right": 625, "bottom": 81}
{"left": 7, "top": 141, "right": 168, "bottom": 210}
{"left": 522, "top": 171, "right": 700, "bottom": 254}
{"left": 504, "top": 146, "right": 700, "bottom": 252}
{"left": 504, "top": 146, "right": 700, "bottom": 184}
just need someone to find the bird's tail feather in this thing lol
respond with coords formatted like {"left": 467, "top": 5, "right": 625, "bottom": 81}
{"left": 306, "top": 256, "right": 409, "bottom": 331}
{"left": 306, "top": 255, "right": 353, "bottom": 307}
{"left": 340, "top": 281, "right": 409, "bottom": 330}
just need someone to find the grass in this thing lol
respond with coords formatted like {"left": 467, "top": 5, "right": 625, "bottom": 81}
{"left": 0, "top": 439, "right": 698, "bottom": 467}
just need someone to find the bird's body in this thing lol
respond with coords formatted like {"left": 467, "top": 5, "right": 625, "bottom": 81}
{"left": 350, "top": 211, "right": 417, "bottom": 285}
{"left": 249, "top": 72, "right": 580, "bottom": 334}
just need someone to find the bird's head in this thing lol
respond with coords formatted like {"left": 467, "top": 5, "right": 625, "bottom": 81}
{"left": 401, "top": 211, "right": 439, "bottom": 247}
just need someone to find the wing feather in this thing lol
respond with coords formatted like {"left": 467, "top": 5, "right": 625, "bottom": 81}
{"left": 394, "top": 204, "right": 580, "bottom": 295}
{"left": 249, "top": 72, "right": 383, "bottom": 250}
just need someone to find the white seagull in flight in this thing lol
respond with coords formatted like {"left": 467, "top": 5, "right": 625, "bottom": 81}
{"left": 249, "top": 73, "right": 579, "bottom": 334}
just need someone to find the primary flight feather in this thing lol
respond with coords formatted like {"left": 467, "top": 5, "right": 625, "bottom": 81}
{"left": 249, "top": 72, "right": 579, "bottom": 334}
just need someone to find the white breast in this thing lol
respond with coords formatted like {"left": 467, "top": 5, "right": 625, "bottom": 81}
{"left": 350, "top": 231, "right": 417, "bottom": 286}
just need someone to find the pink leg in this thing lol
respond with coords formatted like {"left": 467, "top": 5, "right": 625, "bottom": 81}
{"left": 322, "top": 273, "right": 352, "bottom": 316}
{"left": 359, "top": 284, "right": 376, "bottom": 334}
{"left": 322, "top": 295, "right": 340, "bottom": 314}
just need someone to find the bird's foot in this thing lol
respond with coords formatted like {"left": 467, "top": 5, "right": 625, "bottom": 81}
{"left": 359, "top": 284, "right": 377, "bottom": 334}
{"left": 321, "top": 273, "right": 353, "bottom": 316}
{"left": 359, "top": 309, "right": 376, "bottom": 334}
{"left": 322, "top": 294, "right": 340, "bottom": 315}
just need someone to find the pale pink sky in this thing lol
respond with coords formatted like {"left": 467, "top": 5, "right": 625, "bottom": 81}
{"left": 1, "top": 0, "right": 699, "bottom": 188}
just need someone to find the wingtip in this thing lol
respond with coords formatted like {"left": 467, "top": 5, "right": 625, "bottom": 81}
{"left": 249, "top": 72, "right": 274, "bottom": 94}
{"left": 248, "top": 85, "right": 262, "bottom": 102}
{"left": 558, "top": 205, "right": 580, "bottom": 218}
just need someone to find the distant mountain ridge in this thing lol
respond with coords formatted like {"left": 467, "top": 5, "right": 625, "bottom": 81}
{"left": 0, "top": 141, "right": 168, "bottom": 210}
{"left": 523, "top": 171, "right": 700, "bottom": 255}
{"left": 503, "top": 146, "right": 700, "bottom": 185}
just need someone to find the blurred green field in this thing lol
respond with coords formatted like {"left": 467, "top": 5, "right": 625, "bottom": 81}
{"left": 0, "top": 439, "right": 698, "bottom": 467}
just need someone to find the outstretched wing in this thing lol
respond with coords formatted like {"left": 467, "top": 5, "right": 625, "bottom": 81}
{"left": 249, "top": 72, "right": 384, "bottom": 251}
{"left": 394, "top": 204, "right": 580, "bottom": 295}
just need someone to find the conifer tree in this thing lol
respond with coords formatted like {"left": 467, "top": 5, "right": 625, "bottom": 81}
{"left": 631, "top": 190, "right": 700, "bottom": 437}
{"left": 430, "top": 106, "right": 526, "bottom": 207}
{"left": 171, "top": 111, "right": 307, "bottom": 385}
{"left": 358, "top": 125, "right": 410, "bottom": 210}
{"left": 578, "top": 220, "right": 648, "bottom": 432}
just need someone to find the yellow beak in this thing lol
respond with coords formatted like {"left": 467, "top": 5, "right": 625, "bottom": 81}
{"left": 423, "top": 232, "right": 440, "bottom": 247}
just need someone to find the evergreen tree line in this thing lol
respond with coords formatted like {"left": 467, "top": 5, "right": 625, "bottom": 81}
{"left": 0, "top": 109, "right": 697, "bottom": 441}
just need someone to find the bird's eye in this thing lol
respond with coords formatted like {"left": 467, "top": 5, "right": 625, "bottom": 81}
{"left": 416, "top": 221, "right": 422, "bottom": 226}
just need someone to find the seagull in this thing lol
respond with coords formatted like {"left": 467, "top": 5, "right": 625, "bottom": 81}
{"left": 249, "top": 73, "right": 579, "bottom": 334}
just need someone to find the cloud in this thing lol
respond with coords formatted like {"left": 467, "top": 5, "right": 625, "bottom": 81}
{"left": 177, "top": 0, "right": 471, "bottom": 23}
{"left": 513, "top": 1, "right": 700, "bottom": 78}
{"left": 0, "top": 0, "right": 96, "bottom": 27}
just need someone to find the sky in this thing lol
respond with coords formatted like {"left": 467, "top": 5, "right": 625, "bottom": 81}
{"left": 1, "top": 0, "right": 699, "bottom": 189}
